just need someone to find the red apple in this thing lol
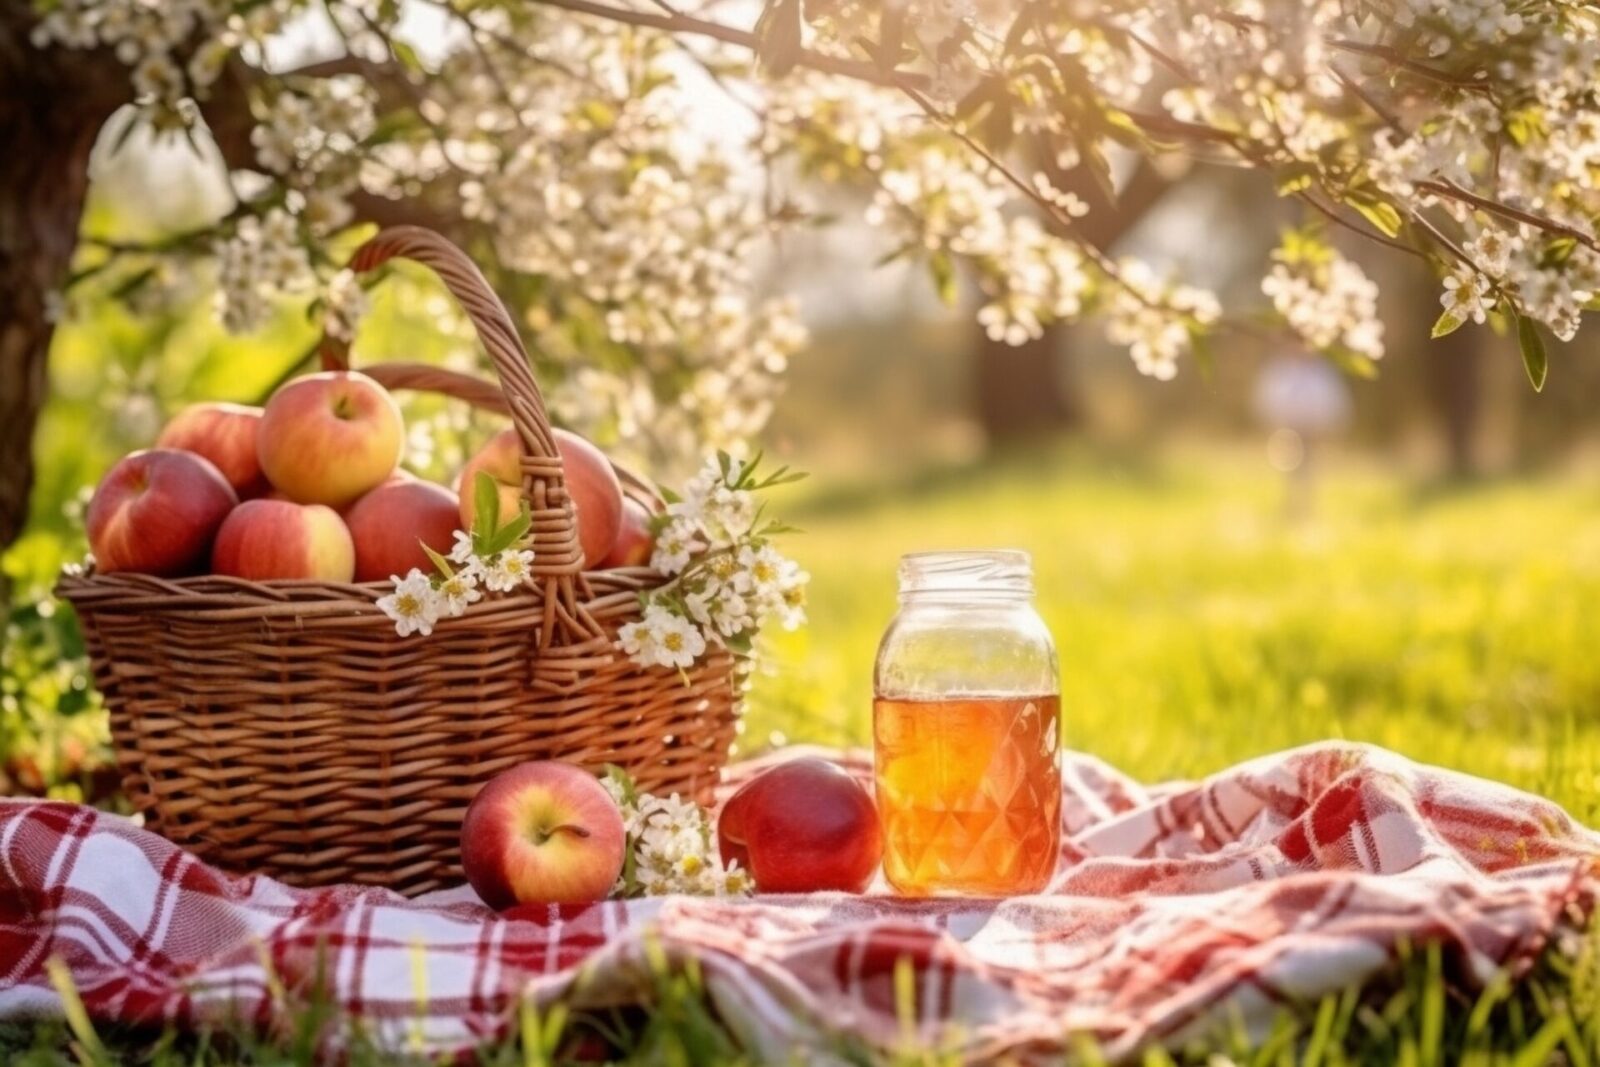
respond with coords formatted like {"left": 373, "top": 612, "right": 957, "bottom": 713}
{"left": 718, "top": 758, "right": 883, "bottom": 893}
{"left": 257, "top": 371, "right": 404, "bottom": 507}
{"left": 86, "top": 449, "right": 239, "bottom": 576}
{"left": 457, "top": 428, "right": 623, "bottom": 568}
{"left": 156, "top": 402, "right": 270, "bottom": 498}
{"left": 211, "top": 499, "right": 356, "bottom": 581}
{"left": 344, "top": 475, "right": 461, "bottom": 582}
{"left": 460, "top": 761, "right": 627, "bottom": 909}
{"left": 598, "top": 497, "right": 657, "bottom": 569}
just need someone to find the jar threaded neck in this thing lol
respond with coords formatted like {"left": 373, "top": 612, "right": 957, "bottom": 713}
{"left": 897, "top": 550, "right": 1033, "bottom": 603}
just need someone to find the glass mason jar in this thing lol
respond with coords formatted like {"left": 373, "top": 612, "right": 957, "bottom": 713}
{"left": 873, "top": 550, "right": 1061, "bottom": 896}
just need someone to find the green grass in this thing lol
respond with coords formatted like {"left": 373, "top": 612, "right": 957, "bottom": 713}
{"left": 11, "top": 445, "right": 1600, "bottom": 1063}
{"left": 750, "top": 446, "right": 1600, "bottom": 823}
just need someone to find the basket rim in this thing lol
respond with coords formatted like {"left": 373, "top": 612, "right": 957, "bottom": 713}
{"left": 54, "top": 564, "right": 664, "bottom": 619}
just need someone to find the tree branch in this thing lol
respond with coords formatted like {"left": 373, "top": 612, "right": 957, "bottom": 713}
{"left": 196, "top": 55, "right": 465, "bottom": 238}
{"left": 519, "top": 0, "right": 927, "bottom": 90}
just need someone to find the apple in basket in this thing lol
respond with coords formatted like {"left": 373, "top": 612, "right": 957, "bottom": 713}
{"left": 86, "top": 449, "right": 239, "bottom": 576}
{"left": 257, "top": 371, "right": 404, "bottom": 508}
{"left": 156, "top": 402, "right": 271, "bottom": 498}
{"left": 343, "top": 473, "right": 462, "bottom": 583}
{"left": 211, "top": 499, "right": 356, "bottom": 582}
{"left": 718, "top": 758, "right": 883, "bottom": 893}
{"left": 598, "top": 497, "right": 658, "bottom": 570}
{"left": 458, "top": 427, "right": 623, "bottom": 568}
{"left": 460, "top": 761, "right": 627, "bottom": 908}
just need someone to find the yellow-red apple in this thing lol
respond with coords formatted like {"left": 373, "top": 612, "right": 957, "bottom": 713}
{"left": 718, "top": 758, "right": 883, "bottom": 893}
{"left": 156, "top": 402, "right": 270, "bottom": 498}
{"left": 457, "top": 428, "right": 623, "bottom": 568}
{"left": 211, "top": 499, "right": 355, "bottom": 581}
{"left": 86, "top": 449, "right": 239, "bottom": 576}
{"left": 460, "top": 761, "right": 627, "bottom": 909}
{"left": 345, "top": 475, "right": 462, "bottom": 582}
{"left": 598, "top": 497, "right": 657, "bottom": 569}
{"left": 257, "top": 371, "right": 404, "bottom": 507}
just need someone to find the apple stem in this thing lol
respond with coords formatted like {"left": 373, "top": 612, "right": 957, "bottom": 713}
{"left": 534, "top": 823, "right": 593, "bottom": 845}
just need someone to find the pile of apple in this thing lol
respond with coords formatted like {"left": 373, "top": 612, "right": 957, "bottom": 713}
{"left": 86, "top": 370, "right": 657, "bottom": 582}
{"left": 463, "top": 757, "right": 884, "bottom": 907}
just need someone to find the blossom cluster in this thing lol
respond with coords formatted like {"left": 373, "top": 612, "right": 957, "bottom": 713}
{"left": 1261, "top": 240, "right": 1386, "bottom": 363}
{"left": 425, "top": 18, "right": 807, "bottom": 474}
{"left": 29, "top": 0, "right": 258, "bottom": 122}
{"left": 617, "top": 454, "right": 808, "bottom": 673}
{"left": 38, "top": 0, "right": 1600, "bottom": 400}
{"left": 602, "top": 768, "right": 752, "bottom": 898}
{"left": 377, "top": 528, "right": 534, "bottom": 638}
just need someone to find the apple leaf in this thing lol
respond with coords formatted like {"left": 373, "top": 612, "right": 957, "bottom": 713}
{"left": 1431, "top": 310, "right": 1465, "bottom": 339}
{"left": 481, "top": 506, "right": 532, "bottom": 557}
{"left": 472, "top": 471, "right": 501, "bottom": 550}
{"left": 1516, "top": 312, "right": 1548, "bottom": 392}
{"left": 421, "top": 543, "right": 455, "bottom": 579}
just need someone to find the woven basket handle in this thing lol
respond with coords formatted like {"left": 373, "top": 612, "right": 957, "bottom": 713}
{"left": 331, "top": 225, "right": 603, "bottom": 647}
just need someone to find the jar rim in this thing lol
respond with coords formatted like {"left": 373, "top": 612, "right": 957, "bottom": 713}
{"left": 898, "top": 549, "right": 1033, "bottom": 598}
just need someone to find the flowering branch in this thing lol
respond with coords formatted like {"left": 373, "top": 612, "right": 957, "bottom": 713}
{"left": 617, "top": 454, "right": 807, "bottom": 672}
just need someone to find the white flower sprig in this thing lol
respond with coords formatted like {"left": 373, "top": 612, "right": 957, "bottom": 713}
{"left": 616, "top": 452, "right": 809, "bottom": 672}
{"left": 602, "top": 766, "right": 752, "bottom": 898}
{"left": 376, "top": 473, "right": 534, "bottom": 637}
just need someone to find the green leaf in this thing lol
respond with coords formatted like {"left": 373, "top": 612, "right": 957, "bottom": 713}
{"left": 929, "top": 252, "right": 958, "bottom": 306}
{"left": 390, "top": 38, "right": 424, "bottom": 75}
{"left": 1431, "top": 309, "right": 1465, "bottom": 339}
{"left": 472, "top": 471, "right": 502, "bottom": 548}
{"left": 421, "top": 543, "right": 455, "bottom": 579}
{"left": 488, "top": 510, "right": 533, "bottom": 556}
{"left": 1540, "top": 236, "right": 1578, "bottom": 268}
{"left": 1326, "top": 348, "right": 1380, "bottom": 380}
{"left": 579, "top": 99, "right": 616, "bottom": 130}
{"left": 1275, "top": 164, "right": 1316, "bottom": 197}
{"left": 1516, "top": 312, "right": 1548, "bottom": 392}
{"left": 1347, "top": 194, "right": 1403, "bottom": 238}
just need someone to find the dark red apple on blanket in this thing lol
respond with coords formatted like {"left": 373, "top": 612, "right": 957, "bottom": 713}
{"left": 461, "top": 761, "right": 627, "bottom": 908}
{"left": 718, "top": 758, "right": 883, "bottom": 893}
{"left": 86, "top": 449, "right": 239, "bottom": 576}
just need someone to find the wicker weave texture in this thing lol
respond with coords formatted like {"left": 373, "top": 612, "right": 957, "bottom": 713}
{"left": 57, "top": 227, "right": 739, "bottom": 895}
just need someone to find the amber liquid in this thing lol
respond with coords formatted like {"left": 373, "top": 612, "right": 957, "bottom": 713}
{"left": 873, "top": 694, "right": 1061, "bottom": 896}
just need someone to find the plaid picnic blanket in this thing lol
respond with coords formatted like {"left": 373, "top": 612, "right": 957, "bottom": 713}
{"left": 2, "top": 741, "right": 1597, "bottom": 1063}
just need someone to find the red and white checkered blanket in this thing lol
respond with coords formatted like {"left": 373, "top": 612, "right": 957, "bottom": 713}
{"left": 3, "top": 742, "right": 1597, "bottom": 1062}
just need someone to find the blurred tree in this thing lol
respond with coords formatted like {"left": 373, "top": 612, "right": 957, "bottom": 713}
{"left": 13, "top": 0, "right": 1600, "bottom": 563}
{"left": 973, "top": 159, "right": 1173, "bottom": 445}
{"left": 0, "top": 7, "right": 128, "bottom": 551}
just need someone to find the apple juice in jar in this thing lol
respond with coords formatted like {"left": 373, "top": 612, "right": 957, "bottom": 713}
{"left": 873, "top": 551, "right": 1061, "bottom": 896}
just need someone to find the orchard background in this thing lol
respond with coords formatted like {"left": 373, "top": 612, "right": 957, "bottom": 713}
{"left": 7, "top": 0, "right": 1600, "bottom": 1061}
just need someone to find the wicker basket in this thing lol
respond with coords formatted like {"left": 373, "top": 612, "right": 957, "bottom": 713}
{"left": 56, "top": 226, "right": 738, "bottom": 896}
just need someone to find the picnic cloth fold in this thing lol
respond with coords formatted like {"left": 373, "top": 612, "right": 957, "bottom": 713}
{"left": 3, "top": 741, "right": 1597, "bottom": 1063}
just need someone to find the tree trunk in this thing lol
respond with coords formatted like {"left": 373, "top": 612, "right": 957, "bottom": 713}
{"left": 974, "top": 325, "right": 1077, "bottom": 442}
{"left": 1408, "top": 268, "right": 1486, "bottom": 479}
{"left": 971, "top": 159, "right": 1175, "bottom": 446}
{"left": 0, "top": 10, "right": 128, "bottom": 555}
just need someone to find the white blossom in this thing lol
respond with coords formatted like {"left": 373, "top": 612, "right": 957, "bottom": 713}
{"left": 1441, "top": 266, "right": 1497, "bottom": 325}
{"left": 377, "top": 570, "right": 443, "bottom": 638}
{"left": 435, "top": 568, "right": 482, "bottom": 618}
{"left": 479, "top": 548, "right": 535, "bottom": 593}
{"left": 618, "top": 605, "right": 707, "bottom": 671}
